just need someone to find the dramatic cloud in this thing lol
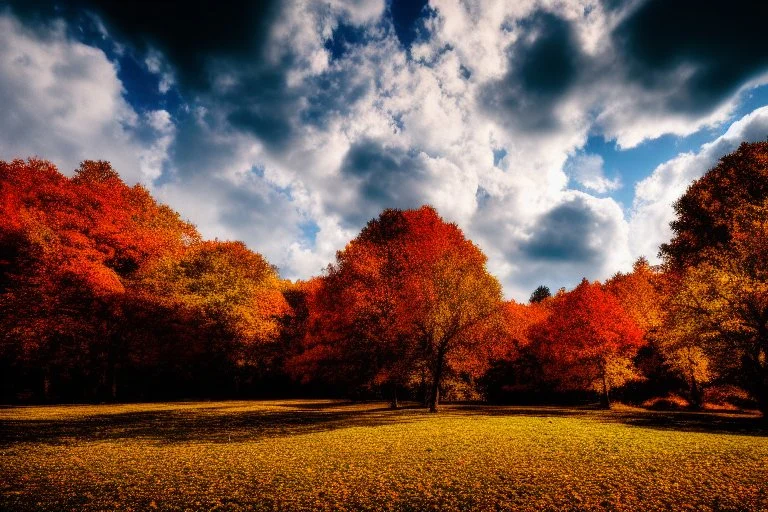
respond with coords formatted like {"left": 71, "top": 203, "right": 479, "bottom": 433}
{"left": 629, "top": 105, "right": 768, "bottom": 262}
{"left": 2, "top": 0, "right": 767, "bottom": 299}
{"left": 614, "top": 0, "right": 768, "bottom": 116}
{"left": 0, "top": 13, "right": 170, "bottom": 183}
{"left": 480, "top": 10, "right": 584, "bottom": 134}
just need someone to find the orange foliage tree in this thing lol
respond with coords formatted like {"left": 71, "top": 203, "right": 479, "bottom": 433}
{"left": 530, "top": 279, "right": 644, "bottom": 408}
{"left": 141, "top": 240, "right": 289, "bottom": 386}
{"left": 481, "top": 300, "right": 551, "bottom": 401}
{"left": 1, "top": 159, "right": 199, "bottom": 399}
{"left": 0, "top": 159, "right": 289, "bottom": 401}
{"left": 287, "top": 207, "right": 503, "bottom": 411}
{"left": 661, "top": 142, "right": 768, "bottom": 414}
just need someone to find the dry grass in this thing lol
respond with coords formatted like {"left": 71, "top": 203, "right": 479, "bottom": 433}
{"left": 1, "top": 400, "right": 766, "bottom": 511}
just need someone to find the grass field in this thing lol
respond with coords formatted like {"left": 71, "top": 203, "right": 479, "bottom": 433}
{"left": 1, "top": 400, "right": 766, "bottom": 511}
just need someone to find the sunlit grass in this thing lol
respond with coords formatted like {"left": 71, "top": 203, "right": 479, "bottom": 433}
{"left": 1, "top": 400, "right": 766, "bottom": 511}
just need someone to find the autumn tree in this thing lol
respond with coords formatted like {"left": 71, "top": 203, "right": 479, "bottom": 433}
{"left": 661, "top": 141, "right": 768, "bottom": 270}
{"left": 603, "top": 258, "right": 684, "bottom": 401}
{"left": 530, "top": 279, "right": 644, "bottom": 408}
{"left": 142, "top": 240, "right": 289, "bottom": 392}
{"left": 287, "top": 207, "right": 503, "bottom": 411}
{"left": 0, "top": 159, "right": 204, "bottom": 399}
{"left": 2, "top": 160, "right": 127, "bottom": 399}
{"left": 661, "top": 142, "right": 768, "bottom": 415}
{"left": 481, "top": 300, "right": 551, "bottom": 402}
{"left": 0, "top": 159, "right": 297, "bottom": 401}
{"left": 664, "top": 205, "right": 768, "bottom": 413}
{"left": 605, "top": 258, "right": 666, "bottom": 334}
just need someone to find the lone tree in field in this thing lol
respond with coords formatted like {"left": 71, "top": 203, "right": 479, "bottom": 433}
{"left": 288, "top": 206, "right": 503, "bottom": 411}
{"left": 530, "top": 279, "right": 644, "bottom": 408}
{"left": 661, "top": 142, "right": 768, "bottom": 415}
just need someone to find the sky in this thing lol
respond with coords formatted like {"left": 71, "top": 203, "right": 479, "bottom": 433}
{"left": 1, "top": 0, "right": 768, "bottom": 300}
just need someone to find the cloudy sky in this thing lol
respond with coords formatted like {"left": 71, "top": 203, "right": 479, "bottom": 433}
{"left": 2, "top": 0, "right": 768, "bottom": 300}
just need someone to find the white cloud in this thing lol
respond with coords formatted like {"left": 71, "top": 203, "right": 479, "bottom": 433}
{"left": 144, "top": 49, "right": 174, "bottom": 94}
{"left": 629, "top": 105, "right": 768, "bottom": 263}
{"left": 565, "top": 153, "right": 621, "bottom": 193}
{"left": 0, "top": 14, "right": 170, "bottom": 185}
{"left": 4, "top": 2, "right": 768, "bottom": 302}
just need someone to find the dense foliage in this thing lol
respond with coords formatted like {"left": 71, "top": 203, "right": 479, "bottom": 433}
{"left": 0, "top": 159, "right": 287, "bottom": 401}
{"left": 2, "top": 144, "right": 768, "bottom": 414}
{"left": 286, "top": 207, "right": 503, "bottom": 411}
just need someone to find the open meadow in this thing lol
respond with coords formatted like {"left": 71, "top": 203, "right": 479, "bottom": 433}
{"left": 1, "top": 400, "right": 766, "bottom": 511}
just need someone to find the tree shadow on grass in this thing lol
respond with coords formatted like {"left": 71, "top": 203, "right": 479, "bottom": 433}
{"left": 606, "top": 408, "right": 768, "bottom": 437}
{"left": 2, "top": 401, "right": 765, "bottom": 448}
{"left": 0, "top": 401, "right": 425, "bottom": 447}
{"left": 442, "top": 403, "right": 768, "bottom": 437}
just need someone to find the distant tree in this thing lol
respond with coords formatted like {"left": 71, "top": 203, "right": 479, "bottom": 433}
{"left": 481, "top": 300, "right": 551, "bottom": 401}
{"left": 529, "top": 285, "right": 551, "bottom": 304}
{"left": 530, "top": 279, "right": 644, "bottom": 408}
{"left": 605, "top": 258, "right": 666, "bottom": 334}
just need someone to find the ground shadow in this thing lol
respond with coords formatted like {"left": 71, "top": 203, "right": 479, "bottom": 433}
{"left": 0, "top": 401, "right": 426, "bottom": 447}
{"left": 2, "top": 401, "right": 765, "bottom": 448}
{"left": 607, "top": 408, "right": 768, "bottom": 436}
{"left": 442, "top": 403, "right": 768, "bottom": 437}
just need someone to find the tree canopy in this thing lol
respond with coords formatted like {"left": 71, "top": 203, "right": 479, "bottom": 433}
{"left": 2, "top": 150, "right": 768, "bottom": 415}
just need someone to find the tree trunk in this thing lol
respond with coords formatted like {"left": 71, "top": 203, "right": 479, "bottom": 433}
{"left": 429, "top": 384, "right": 440, "bottom": 413}
{"left": 600, "top": 372, "right": 611, "bottom": 409}
{"left": 42, "top": 367, "right": 51, "bottom": 402}
{"left": 419, "top": 369, "right": 428, "bottom": 407}
{"left": 429, "top": 349, "right": 445, "bottom": 413}
{"left": 111, "top": 363, "right": 119, "bottom": 401}
{"left": 758, "top": 369, "right": 768, "bottom": 420}
{"left": 689, "top": 370, "right": 702, "bottom": 410}
{"left": 390, "top": 384, "right": 398, "bottom": 409}
{"left": 105, "top": 353, "right": 118, "bottom": 401}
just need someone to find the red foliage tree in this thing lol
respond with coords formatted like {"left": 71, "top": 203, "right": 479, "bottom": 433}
{"left": 530, "top": 279, "right": 644, "bottom": 408}
{"left": 287, "top": 206, "right": 503, "bottom": 410}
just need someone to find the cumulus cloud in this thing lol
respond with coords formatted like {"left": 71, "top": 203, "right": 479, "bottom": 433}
{"left": 471, "top": 191, "right": 631, "bottom": 300}
{"left": 629, "top": 106, "right": 768, "bottom": 262}
{"left": 2, "top": 1, "right": 768, "bottom": 300}
{"left": 0, "top": 13, "right": 169, "bottom": 184}
{"left": 565, "top": 153, "right": 620, "bottom": 193}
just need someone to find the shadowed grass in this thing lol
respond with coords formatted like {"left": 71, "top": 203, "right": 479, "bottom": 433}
{"left": 1, "top": 400, "right": 766, "bottom": 511}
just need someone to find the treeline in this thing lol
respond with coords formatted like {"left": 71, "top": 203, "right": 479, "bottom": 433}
{"left": 1, "top": 143, "right": 767, "bottom": 415}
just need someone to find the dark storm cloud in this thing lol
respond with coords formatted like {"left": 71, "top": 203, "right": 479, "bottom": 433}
{"left": 521, "top": 197, "right": 601, "bottom": 263}
{"left": 4, "top": 0, "right": 279, "bottom": 89}
{"left": 84, "top": 0, "right": 300, "bottom": 151}
{"left": 218, "top": 64, "right": 300, "bottom": 150}
{"left": 480, "top": 10, "right": 582, "bottom": 132}
{"left": 3, "top": 0, "right": 369, "bottom": 152}
{"left": 614, "top": 0, "right": 768, "bottom": 115}
{"left": 338, "top": 139, "right": 429, "bottom": 228}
